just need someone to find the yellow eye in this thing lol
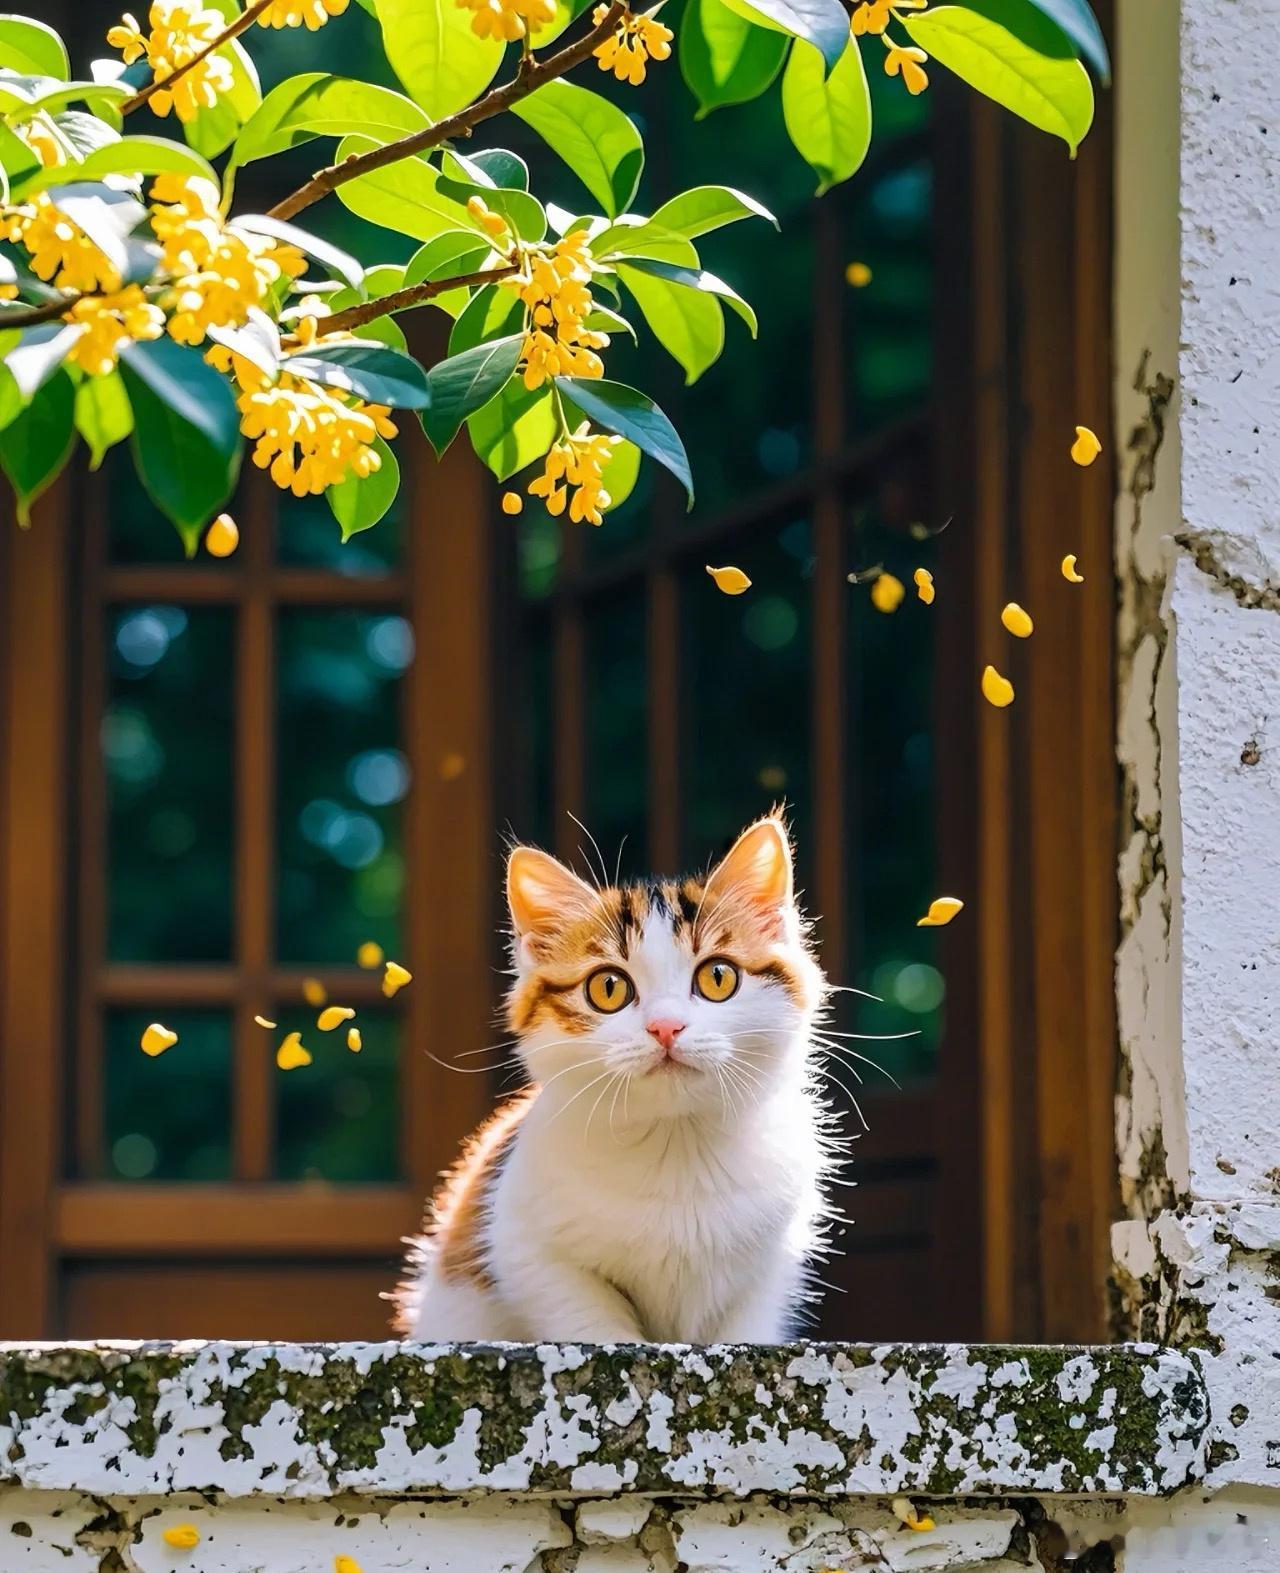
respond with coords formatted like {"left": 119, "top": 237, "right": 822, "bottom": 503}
{"left": 694, "top": 958, "right": 740, "bottom": 1003}
{"left": 584, "top": 968, "right": 634, "bottom": 1013}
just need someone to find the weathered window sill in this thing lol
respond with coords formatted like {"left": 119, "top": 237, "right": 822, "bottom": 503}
{"left": 0, "top": 1340, "right": 1207, "bottom": 1500}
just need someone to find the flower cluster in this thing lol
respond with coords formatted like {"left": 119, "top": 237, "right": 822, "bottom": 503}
{"left": 150, "top": 175, "right": 306, "bottom": 345}
{"left": 592, "top": 4, "right": 672, "bottom": 85}
{"left": 456, "top": 0, "right": 555, "bottom": 42}
{"left": 502, "top": 230, "right": 608, "bottom": 390}
{"left": 211, "top": 335, "right": 399, "bottom": 498}
{"left": 1, "top": 192, "right": 123, "bottom": 293}
{"left": 849, "top": 1, "right": 930, "bottom": 93}
{"left": 528, "top": 422, "right": 621, "bottom": 525}
{"left": 257, "top": 0, "right": 349, "bottom": 28}
{"left": 65, "top": 286, "right": 165, "bottom": 375}
{"left": 883, "top": 37, "right": 928, "bottom": 94}
{"left": 850, "top": 0, "right": 926, "bottom": 33}
{"left": 107, "top": 1, "right": 233, "bottom": 122}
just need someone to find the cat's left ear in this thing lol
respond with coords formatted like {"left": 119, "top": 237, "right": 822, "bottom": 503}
{"left": 507, "top": 845, "right": 598, "bottom": 958}
{"left": 704, "top": 816, "right": 794, "bottom": 926}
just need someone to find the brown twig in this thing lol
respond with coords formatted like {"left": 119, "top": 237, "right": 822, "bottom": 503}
{"left": 267, "top": 1, "right": 626, "bottom": 223}
{"left": 0, "top": 293, "right": 88, "bottom": 329}
{"left": 322, "top": 264, "right": 521, "bottom": 335}
{"left": 120, "top": 0, "right": 275, "bottom": 116}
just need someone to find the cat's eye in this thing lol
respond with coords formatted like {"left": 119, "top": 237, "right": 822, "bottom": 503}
{"left": 694, "top": 958, "right": 740, "bottom": 1003}
{"left": 584, "top": 967, "right": 634, "bottom": 1014}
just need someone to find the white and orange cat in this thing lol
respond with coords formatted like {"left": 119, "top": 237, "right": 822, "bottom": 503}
{"left": 396, "top": 815, "right": 833, "bottom": 1343}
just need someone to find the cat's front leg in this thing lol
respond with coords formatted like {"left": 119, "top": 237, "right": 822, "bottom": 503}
{"left": 711, "top": 1253, "right": 804, "bottom": 1344}
{"left": 502, "top": 1257, "right": 647, "bottom": 1343}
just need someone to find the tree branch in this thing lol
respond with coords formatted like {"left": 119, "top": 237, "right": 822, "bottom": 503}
{"left": 322, "top": 264, "right": 521, "bottom": 335}
{"left": 267, "top": 1, "right": 627, "bottom": 223}
{"left": 0, "top": 293, "right": 87, "bottom": 329}
{"left": 120, "top": 0, "right": 275, "bottom": 116}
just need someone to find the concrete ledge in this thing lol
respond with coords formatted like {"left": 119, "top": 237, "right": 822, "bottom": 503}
{"left": 0, "top": 1341, "right": 1208, "bottom": 1500}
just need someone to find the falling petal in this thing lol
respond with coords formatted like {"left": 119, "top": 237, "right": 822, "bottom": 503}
{"left": 913, "top": 568, "right": 935, "bottom": 605}
{"left": 318, "top": 1005, "right": 356, "bottom": 1031}
{"left": 916, "top": 895, "right": 964, "bottom": 928}
{"left": 1001, "top": 602, "right": 1033, "bottom": 638}
{"left": 1061, "top": 554, "right": 1084, "bottom": 583}
{"left": 276, "top": 1032, "right": 312, "bottom": 1070}
{"left": 140, "top": 1023, "right": 178, "bottom": 1057}
{"left": 845, "top": 261, "right": 872, "bottom": 288}
{"left": 1070, "top": 425, "right": 1101, "bottom": 466}
{"left": 356, "top": 941, "right": 384, "bottom": 969}
{"left": 981, "top": 665, "right": 1014, "bottom": 708}
{"left": 302, "top": 977, "right": 327, "bottom": 1007}
{"left": 347, "top": 1026, "right": 362, "bottom": 1053}
{"left": 205, "top": 513, "right": 239, "bottom": 558}
{"left": 501, "top": 492, "right": 523, "bottom": 515}
{"left": 870, "top": 573, "right": 905, "bottom": 613}
{"left": 383, "top": 960, "right": 413, "bottom": 997}
{"left": 253, "top": 1015, "right": 277, "bottom": 1029}
{"left": 706, "top": 564, "right": 751, "bottom": 595}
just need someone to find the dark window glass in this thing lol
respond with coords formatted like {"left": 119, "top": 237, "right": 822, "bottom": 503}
{"left": 105, "top": 606, "right": 234, "bottom": 961}
{"left": 275, "top": 490, "right": 404, "bottom": 573}
{"left": 585, "top": 590, "right": 647, "bottom": 875}
{"left": 276, "top": 610, "right": 408, "bottom": 964}
{"left": 104, "top": 1009, "right": 232, "bottom": 1180}
{"left": 274, "top": 1008, "right": 400, "bottom": 1182}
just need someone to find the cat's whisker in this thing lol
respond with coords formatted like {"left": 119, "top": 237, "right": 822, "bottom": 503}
{"left": 817, "top": 1027, "right": 921, "bottom": 1041}
{"left": 824, "top": 982, "right": 885, "bottom": 1001}
{"left": 542, "top": 1065, "right": 625, "bottom": 1129}
{"left": 567, "top": 811, "right": 611, "bottom": 892}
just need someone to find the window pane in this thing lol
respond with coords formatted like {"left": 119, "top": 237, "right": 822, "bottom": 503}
{"left": 584, "top": 590, "right": 647, "bottom": 875}
{"left": 106, "top": 449, "right": 229, "bottom": 565}
{"left": 106, "top": 606, "right": 234, "bottom": 961}
{"left": 104, "top": 1009, "right": 232, "bottom": 1181}
{"left": 275, "top": 490, "right": 403, "bottom": 573}
{"left": 276, "top": 610, "right": 408, "bottom": 963}
{"left": 682, "top": 519, "right": 813, "bottom": 879}
{"left": 274, "top": 1008, "right": 400, "bottom": 1181}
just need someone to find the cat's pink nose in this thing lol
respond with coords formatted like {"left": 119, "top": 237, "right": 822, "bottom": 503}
{"left": 646, "top": 1017, "right": 686, "bottom": 1052}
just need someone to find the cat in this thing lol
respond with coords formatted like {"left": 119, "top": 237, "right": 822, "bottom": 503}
{"left": 395, "top": 814, "right": 835, "bottom": 1343}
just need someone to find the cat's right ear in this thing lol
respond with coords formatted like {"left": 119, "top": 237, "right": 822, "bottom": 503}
{"left": 507, "top": 847, "right": 597, "bottom": 958}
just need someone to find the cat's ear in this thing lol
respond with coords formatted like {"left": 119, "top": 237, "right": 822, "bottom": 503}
{"left": 704, "top": 816, "right": 794, "bottom": 922}
{"left": 507, "top": 846, "right": 597, "bottom": 944}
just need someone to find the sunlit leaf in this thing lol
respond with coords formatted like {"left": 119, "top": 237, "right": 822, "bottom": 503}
{"left": 284, "top": 341, "right": 432, "bottom": 408}
{"left": 18, "top": 133, "right": 215, "bottom": 196}
{"left": 511, "top": 79, "right": 644, "bottom": 219}
{"left": 905, "top": 0, "right": 1093, "bottom": 153}
{"left": 228, "top": 73, "right": 430, "bottom": 183}
{"left": 645, "top": 184, "right": 777, "bottom": 239}
{"left": 967, "top": 0, "right": 1109, "bottom": 78}
{"left": 329, "top": 434, "right": 399, "bottom": 537}
{"left": 74, "top": 369, "right": 132, "bottom": 469}
{"left": 680, "top": 0, "right": 788, "bottom": 117}
{"left": 335, "top": 134, "right": 484, "bottom": 243}
{"left": 6, "top": 321, "right": 82, "bottom": 399}
{"left": 618, "top": 255, "right": 757, "bottom": 334}
{"left": 422, "top": 332, "right": 522, "bottom": 454}
{"left": 0, "top": 367, "right": 74, "bottom": 524}
{"left": 781, "top": 37, "right": 871, "bottom": 192}
{"left": 234, "top": 213, "right": 364, "bottom": 289}
{"left": 557, "top": 376, "right": 693, "bottom": 504}
{"left": 467, "top": 379, "right": 556, "bottom": 481}
{"left": 0, "top": 15, "right": 68, "bottom": 79}
{"left": 374, "top": 0, "right": 503, "bottom": 119}
{"left": 184, "top": 30, "right": 260, "bottom": 160}
{"left": 721, "top": 0, "right": 848, "bottom": 72}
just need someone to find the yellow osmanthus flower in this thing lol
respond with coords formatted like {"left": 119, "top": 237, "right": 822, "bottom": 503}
{"left": 467, "top": 195, "right": 510, "bottom": 239}
{"left": 883, "top": 36, "right": 929, "bottom": 94}
{"left": 1070, "top": 424, "right": 1102, "bottom": 465}
{"left": 981, "top": 664, "right": 1014, "bottom": 708}
{"left": 356, "top": 941, "right": 383, "bottom": 969}
{"left": 318, "top": 1005, "right": 355, "bottom": 1030}
{"left": 258, "top": 0, "right": 349, "bottom": 28}
{"left": 161, "top": 1524, "right": 201, "bottom": 1549}
{"left": 456, "top": 0, "right": 554, "bottom": 42}
{"left": 706, "top": 564, "right": 752, "bottom": 595}
{"left": 913, "top": 567, "right": 935, "bottom": 605}
{"left": 2, "top": 192, "right": 123, "bottom": 293}
{"left": 1061, "top": 553, "right": 1084, "bottom": 583}
{"left": 503, "top": 229, "right": 609, "bottom": 391}
{"left": 501, "top": 491, "right": 523, "bottom": 515}
{"left": 347, "top": 1026, "right": 362, "bottom": 1053}
{"left": 916, "top": 896, "right": 963, "bottom": 928}
{"left": 870, "top": 572, "right": 905, "bottom": 613}
{"left": 334, "top": 1556, "right": 364, "bottom": 1573}
{"left": 107, "top": 2, "right": 234, "bottom": 123}
{"left": 276, "top": 1032, "right": 312, "bottom": 1070}
{"left": 528, "top": 423, "right": 621, "bottom": 526}
{"left": 592, "top": 4, "right": 673, "bottom": 85}
{"left": 850, "top": 0, "right": 925, "bottom": 34}
{"left": 1001, "top": 601, "right": 1033, "bottom": 638}
{"left": 141, "top": 1022, "right": 178, "bottom": 1057}
{"left": 205, "top": 512, "right": 239, "bottom": 557}
{"left": 383, "top": 960, "right": 413, "bottom": 997}
{"left": 64, "top": 286, "right": 165, "bottom": 377}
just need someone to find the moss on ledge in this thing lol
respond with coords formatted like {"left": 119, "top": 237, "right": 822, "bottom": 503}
{"left": 0, "top": 1341, "right": 1208, "bottom": 1501}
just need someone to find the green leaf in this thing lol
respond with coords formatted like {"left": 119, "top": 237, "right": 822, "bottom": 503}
{"left": 982, "top": 0, "right": 1108, "bottom": 79}
{"left": 14, "top": 79, "right": 128, "bottom": 116}
{"left": 374, "top": 0, "right": 503, "bottom": 119}
{"left": 329, "top": 434, "right": 399, "bottom": 538}
{"left": 74, "top": 370, "right": 132, "bottom": 469}
{"left": 467, "top": 380, "right": 556, "bottom": 481}
{"left": 0, "top": 16, "right": 68, "bottom": 79}
{"left": 422, "top": 331, "right": 522, "bottom": 454}
{"left": 228, "top": 73, "right": 430, "bottom": 184}
{"left": 234, "top": 213, "right": 364, "bottom": 290}
{"left": 602, "top": 437, "right": 640, "bottom": 512}
{"left": 185, "top": 35, "right": 261, "bottom": 160}
{"left": 18, "top": 133, "right": 215, "bottom": 197}
{"left": 462, "top": 147, "right": 529, "bottom": 189}
{"left": 680, "top": 0, "right": 789, "bottom": 117}
{"left": 618, "top": 256, "right": 757, "bottom": 335}
{"left": 720, "top": 0, "right": 848, "bottom": 73}
{"left": 616, "top": 262, "right": 723, "bottom": 384}
{"left": 51, "top": 109, "right": 121, "bottom": 162}
{"left": 284, "top": 342, "right": 432, "bottom": 408}
{"left": 593, "top": 217, "right": 700, "bottom": 265}
{"left": 7, "top": 322, "right": 82, "bottom": 399}
{"left": 323, "top": 286, "right": 409, "bottom": 350}
{"left": 119, "top": 337, "right": 241, "bottom": 552}
{"left": 0, "top": 120, "right": 38, "bottom": 195}
{"left": 449, "top": 283, "right": 523, "bottom": 354}
{"left": 645, "top": 184, "right": 777, "bottom": 239}
{"left": 403, "top": 230, "right": 490, "bottom": 316}
{"left": 335, "top": 134, "right": 484, "bottom": 243}
{"left": 511, "top": 80, "right": 644, "bottom": 219}
{"left": 905, "top": 1, "right": 1093, "bottom": 153}
{"left": 781, "top": 37, "right": 871, "bottom": 192}
{"left": 0, "top": 368, "right": 74, "bottom": 523}
{"left": 557, "top": 377, "right": 692, "bottom": 504}
{"left": 438, "top": 162, "right": 547, "bottom": 243}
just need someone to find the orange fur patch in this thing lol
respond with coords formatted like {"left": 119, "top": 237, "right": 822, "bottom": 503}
{"left": 431, "top": 1088, "right": 536, "bottom": 1289}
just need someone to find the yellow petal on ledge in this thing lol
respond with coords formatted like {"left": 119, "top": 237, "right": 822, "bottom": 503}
{"left": 162, "top": 1524, "right": 200, "bottom": 1549}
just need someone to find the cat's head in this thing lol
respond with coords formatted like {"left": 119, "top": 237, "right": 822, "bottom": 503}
{"left": 504, "top": 817, "right": 824, "bottom": 1121}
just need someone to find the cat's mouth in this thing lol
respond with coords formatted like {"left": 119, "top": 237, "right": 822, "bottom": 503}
{"left": 645, "top": 1052, "right": 698, "bottom": 1077}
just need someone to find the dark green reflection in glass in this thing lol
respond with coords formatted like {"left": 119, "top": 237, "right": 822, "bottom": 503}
{"left": 276, "top": 611, "right": 407, "bottom": 964}
{"left": 517, "top": 512, "right": 561, "bottom": 599}
{"left": 682, "top": 520, "right": 813, "bottom": 884}
{"left": 107, "top": 447, "right": 224, "bottom": 565}
{"left": 585, "top": 591, "right": 647, "bottom": 876}
{"left": 104, "top": 1010, "right": 232, "bottom": 1180}
{"left": 274, "top": 1008, "right": 399, "bottom": 1182}
{"left": 849, "top": 513, "right": 939, "bottom": 1082}
{"left": 275, "top": 489, "right": 403, "bottom": 573}
{"left": 106, "top": 606, "right": 233, "bottom": 961}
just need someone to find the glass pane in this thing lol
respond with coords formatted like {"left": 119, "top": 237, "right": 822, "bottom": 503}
{"left": 274, "top": 1008, "right": 400, "bottom": 1182}
{"left": 517, "top": 618, "right": 554, "bottom": 849}
{"left": 517, "top": 511, "right": 561, "bottom": 600}
{"left": 682, "top": 519, "right": 813, "bottom": 882}
{"left": 275, "top": 489, "right": 404, "bottom": 574}
{"left": 104, "top": 1009, "right": 232, "bottom": 1181}
{"left": 106, "top": 606, "right": 234, "bottom": 961}
{"left": 107, "top": 447, "right": 230, "bottom": 565}
{"left": 276, "top": 610, "right": 408, "bottom": 964}
{"left": 584, "top": 590, "right": 647, "bottom": 875}
{"left": 848, "top": 507, "right": 939, "bottom": 1083}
